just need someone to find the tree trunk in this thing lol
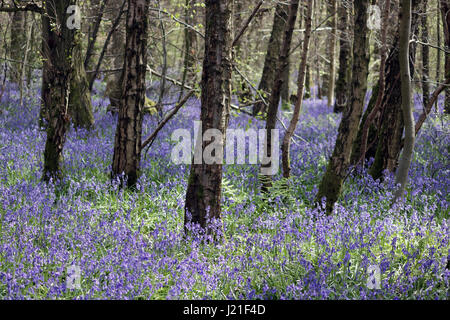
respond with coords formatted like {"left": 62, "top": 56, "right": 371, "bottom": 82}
{"left": 437, "top": 0, "right": 441, "bottom": 110}
{"left": 111, "top": 0, "right": 149, "bottom": 188}
{"left": 261, "top": 0, "right": 299, "bottom": 191}
{"left": 305, "top": 64, "right": 311, "bottom": 98}
{"left": 179, "top": 0, "right": 198, "bottom": 101}
{"left": 352, "top": 0, "right": 391, "bottom": 167}
{"left": 369, "top": 0, "right": 421, "bottom": 180}
{"left": 69, "top": 32, "right": 95, "bottom": 129}
{"left": 105, "top": 0, "right": 126, "bottom": 112}
{"left": 184, "top": 0, "right": 233, "bottom": 231}
{"left": 350, "top": 82, "right": 380, "bottom": 165}
{"left": 253, "top": 3, "right": 289, "bottom": 116}
{"left": 441, "top": 0, "right": 450, "bottom": 113}
{"left": 84, "top": 0, "right": 106, "bottom": 72}
{"left": 395, "top": 0, "right": 414, "bottom": 200}
{"left": 421, "top": 1, "right": 430, "bottom": 108}
{"left": 9, "top": 10, "right": 25, "bottom": 84}
{"left": 334, "top": 1, "right": 351, "bottom": 113}
{"left": 281, "top": 0, "right": 313, "bottom": 178}
{"left": 41, "top": 0, "right": 78, "bottom": 181}
{"left": 326, "top": 0, "right": 337, "bottom": 107}
{"left": 315, "top": 0, "right": 370, "bottom": 214}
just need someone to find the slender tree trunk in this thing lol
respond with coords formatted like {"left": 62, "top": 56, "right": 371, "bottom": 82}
{"left": 253, "top": 3, "right": 289, "bottom": 116}
{"left": 304, "top": 64, "right": 311, "bottom": 99}
{"left": 261, "top": 0, "right": 299, "bottom": 191}
{"left": 19, "top": 18, "right": 33, "bottom": 106}
{"left": 421, "top": 1, "right": 430, "bottom": 108}
{"left": 84, "top": 0, "right": 109, "bottom": 78}
{"left": 282, "top": 0, "right": 313, "bottom": 178}
{"left": 437, "top": 0, "right": 441, "bottom": 110}
{"left": 437, "top": 0, "right": 441, "bottom": 83}
{"left": 9, "top": 10, "right": 25, "bottom": 84}
{"left": 281, "top": 56, "right": 290, "bottom": 109}
{"left": 105, "top": 0, "right": 126, "bottom": 112}
{"left": 327, "top": 0, "right": 337, "bottom": 107}
{"left": 334, "top": 1, "right": 351, "bottom": 113}
{"left": 441, "top": 0, "right": 450, "bottom": 113}
{"left": 111, "top": 0, "right": 149, "bottom": 188}
{"left": 395, "top": 0, "right": 414, "bottom": 201}
{"left": 179, "top": 0, "right": 197, "bottom": 102}
{"left": 26, "top": 12, "right": 39, "bottom": 86}
{"left": 314, "top": 0, "right": 322, "bottom": 98}
{"left": 184, "top": 0, "right": 233, "bottom": 231}
{"left": 41, "top": 0, "right": 78, "bottom": 181}
{"left": 315, "top": 0, "right": 370, "bottom": 214}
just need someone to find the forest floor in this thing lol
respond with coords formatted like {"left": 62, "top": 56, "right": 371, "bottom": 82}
{"left": 0, "top": 80, "right": 448, "bottom": 299}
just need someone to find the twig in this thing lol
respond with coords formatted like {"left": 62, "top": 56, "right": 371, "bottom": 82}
{"left": 232, "top": 0, "right": 264, "bottom": 48}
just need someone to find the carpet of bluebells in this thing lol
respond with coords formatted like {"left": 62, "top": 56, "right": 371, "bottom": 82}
{"left": 0, "top": 78, "right": 449, "bottom": 300}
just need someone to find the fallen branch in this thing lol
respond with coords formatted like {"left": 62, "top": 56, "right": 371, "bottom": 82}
{"left": 141, "top": 90, "right": 195, "bottom": 149}
{"left": 147, "top": 65, "right": 194, "bottom": 91}
{"left": 414, "top": 77, "right": 450, "bottom": 135}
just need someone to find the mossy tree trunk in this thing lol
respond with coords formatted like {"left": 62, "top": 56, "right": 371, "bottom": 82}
{"left": 111, "top": 0, "right": 149, "bottom": 188}
{"left": 184, "top": 0, "right": 233, "bottom": 230}
{"left": 315, "top": 0, "right": 370, "bottom": 214}
{"left": 69, "top": 32, "right": 95, "bottom": 129}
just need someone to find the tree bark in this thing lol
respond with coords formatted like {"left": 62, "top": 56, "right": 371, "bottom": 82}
{"left": 326, "top": 0, "right": 337, "bottom": 107}
{"left": 395, "top": 0, "right": 414, "bottom": 201}
{"left": 184, "top": 0, "right": 233, "bottom": 231}
{"left": 41, "top": 0, "right": 78, "bottom": 181}
{"left": 260, "top": 0, "right": 300, "bottom": 192}
{"left": 421, "top": 1, "right": 430, "bottom": 108}
{"left": 9, "top": 10, "right": 25, "bottom": 84}
{"left": 111, "top": 0, "right": 149, "bottom": 188}
{"left": 333, "top": 0, "right": 351, "bottom": 113}
{"left": 253, "top": 3, "right": 289, "bottom": 116}
{"left": 315, "top": 0, "right": 370, "bottom": 214}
